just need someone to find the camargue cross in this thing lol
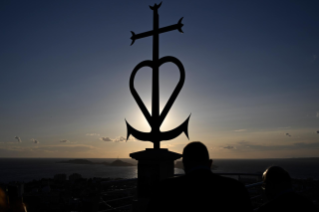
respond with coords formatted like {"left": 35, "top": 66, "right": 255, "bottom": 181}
{"left": 126, "top": 2, "right": 190, "bottom": 149}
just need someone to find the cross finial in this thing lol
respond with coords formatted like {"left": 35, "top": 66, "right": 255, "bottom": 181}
{"left": 149, "top": 2, "right": 162, "bottom": 10}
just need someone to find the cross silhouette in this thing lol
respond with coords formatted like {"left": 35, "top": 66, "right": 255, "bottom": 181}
{"left": 127, "top": 2, "right": 189, "bottom": 149}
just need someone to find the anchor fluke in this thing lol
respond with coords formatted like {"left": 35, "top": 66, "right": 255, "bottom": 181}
{"left": 158, "top": 114, "right": 190, "bottom": 141}
{"left": 126, "top": 120, "right": 153, "bottom": 141}
{"left": 177, "top": 17, "right": 184, "bottom": 33}
{"left": 130, "top": 31, "right": 136, "bottom": 45}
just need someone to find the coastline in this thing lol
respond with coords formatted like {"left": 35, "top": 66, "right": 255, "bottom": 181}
{"left": 1, "top": 158, "right": 318, "bottom": 184}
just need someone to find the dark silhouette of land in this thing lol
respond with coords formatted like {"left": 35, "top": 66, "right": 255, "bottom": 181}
{"left": 1, "top": 175, "right": 137, "bottom": 212}
{"left": 58, "top": 159, "right": 99, "bottom": 164}
{"left": 57, "top": 159, "right": 134, "bottom": 166}
{"left": 1, "top": 165, "right": 319, "bottom": 211}
{"left": 110, "top": 159, "right": 134, "bottom": 166}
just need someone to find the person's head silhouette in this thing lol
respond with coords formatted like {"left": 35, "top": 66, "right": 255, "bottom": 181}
{"left": 182, "top": 141, "right": 213, "bottom": 174}
{"left": 262, "top": 166, "right": 292, "bottom": 200}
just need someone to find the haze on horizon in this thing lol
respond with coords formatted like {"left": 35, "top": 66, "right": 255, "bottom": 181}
{"left": 1, "top": 1, "right": 318, "bottom": 159}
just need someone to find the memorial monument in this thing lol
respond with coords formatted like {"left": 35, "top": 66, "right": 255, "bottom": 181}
{"left": 126, "top": 3, "right": 190, "bottom": 212}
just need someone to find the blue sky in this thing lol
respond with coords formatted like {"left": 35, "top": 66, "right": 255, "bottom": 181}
{"left": 1, "top": 0, "right": 318, "bottom": 158}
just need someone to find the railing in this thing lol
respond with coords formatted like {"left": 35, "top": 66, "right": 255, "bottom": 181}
{"left": 99, "top": 178, "right": 138, "bottom": 212}
{"left": 174, "top": 172, "right": 261, "bottom": 177}
{"left": 98, "top": 173, "right": 264, "bottom": 212}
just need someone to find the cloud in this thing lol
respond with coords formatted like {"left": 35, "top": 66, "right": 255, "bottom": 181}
{"left": 316, "top": 112, "right": 319, "bottom": 118}
{"left": 293, "top": 142, "right": 319, "bottom": 149}
{"left": 226, "top": 140, "right": 319, "bottom": 151}
{"left": 86, "top": 133, "right": 100, "bottom": 136}
{"left": 100, "top": 136, "right": 135, "bottom": 143}
{"left": 0, "top": 144, "right": 96, "bottom": 157}
{"left": 113, "top": 136, "right": 126, "bottom": 143}
{"left": 314, "top": 55, "right": 318, "bottom": 61}
{"left": 234, "top": 129, "right": 247, "bottom": 132}
{"left": 0, "top": 146, "right": 32, "bottom": 153}
{"left": 14, "top": 136, "right": 21, "bottom": 142}
{"left": 161, "top": 143, "right": 173, "bottom": 148}
{"left": 285, "top": 133, "right": 291, "bottom": 137}
{"left": 100, "top": 137, "right": 112, "bottom": 142}
{"left": 60, "top": 139, "right": 69, "bottom": 143}
{"left": 33, "top": 144, "right": 96, "bottom": 153}
{"left": 31, "top": 138, "right": 39, "bottom": 144}
{"left": 223, "top": 145, "right": 234, "bottom": 149}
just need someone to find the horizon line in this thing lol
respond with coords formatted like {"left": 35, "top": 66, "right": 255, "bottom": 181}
{"left": 0, "top": 157, "right": 318, "bottom": 160}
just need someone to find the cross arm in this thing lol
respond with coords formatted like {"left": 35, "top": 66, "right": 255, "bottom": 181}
{"left": 158, "top": 17, "right": 184, "bottom": 35}
{"left": 130, "top": 17, "right": 184, "bottom": 45}
{"left": 130, "top": 30, "right": 154, "bottom": 46}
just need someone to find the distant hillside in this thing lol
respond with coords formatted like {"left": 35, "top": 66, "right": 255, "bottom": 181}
{"left": 58, "top": 159, "right": 94, "bottom": 164}
{"left": 57, "top": 159, "right": 109, "bottom": 165}
{"left": 110, "top": 159, "right": 134, "bottom": 166}
{"left": 57, "top": 159, "right": 134, "bottom": 166}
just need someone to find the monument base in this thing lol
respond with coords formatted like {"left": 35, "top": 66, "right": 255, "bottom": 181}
{"left": 130, "top": 148, "right": 182, "bottom": 212}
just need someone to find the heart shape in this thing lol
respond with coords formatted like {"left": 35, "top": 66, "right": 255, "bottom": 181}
{"left": 129, "top": 56, "right": 185, "bottom": 128}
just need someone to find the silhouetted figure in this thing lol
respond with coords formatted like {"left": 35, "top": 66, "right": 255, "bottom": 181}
{"left": 257, "top": 166, "right": 317, "bottom": 212}
{"left": 0, "top": 185, "right": 27, "bottom": 212}
{"left": 146, "top": 141, "right": 252, "bottom": 212}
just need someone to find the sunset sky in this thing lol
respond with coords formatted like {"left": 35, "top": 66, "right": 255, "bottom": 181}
{"left": 1, "top": 0, "right": 319, "bottom": 158}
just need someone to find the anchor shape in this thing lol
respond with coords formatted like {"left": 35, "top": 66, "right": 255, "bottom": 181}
{"left": 126, "top": 2, "right": 190, "bottom": 149}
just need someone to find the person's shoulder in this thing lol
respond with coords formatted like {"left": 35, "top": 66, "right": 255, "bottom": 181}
{"left": 213, "top": 174, "right": 245, "bottom": 187}
{"left": 169, "top": 174, "right": 187, "bottom": 181}
{"left": 159, "top": 174, "right": 186, "bottom": 186}
{"left": 150, "top": 175, "right": 186, "bottom": 198}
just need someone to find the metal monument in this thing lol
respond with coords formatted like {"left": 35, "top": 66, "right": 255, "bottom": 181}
{"left": 126, "top": 2, "right": 190, "bottom": 148}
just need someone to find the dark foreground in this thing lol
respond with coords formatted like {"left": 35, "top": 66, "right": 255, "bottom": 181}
{"left": 1, "top": 174, "right": 318, "bottom": 212}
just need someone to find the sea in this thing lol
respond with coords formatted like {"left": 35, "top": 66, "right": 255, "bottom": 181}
{"left": 0, "top": 158, "right": 318, "bottom": 183}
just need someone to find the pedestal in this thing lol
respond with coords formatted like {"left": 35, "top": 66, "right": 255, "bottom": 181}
{"left": 130, "top": 148, "right": 182, "bottom": 212}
